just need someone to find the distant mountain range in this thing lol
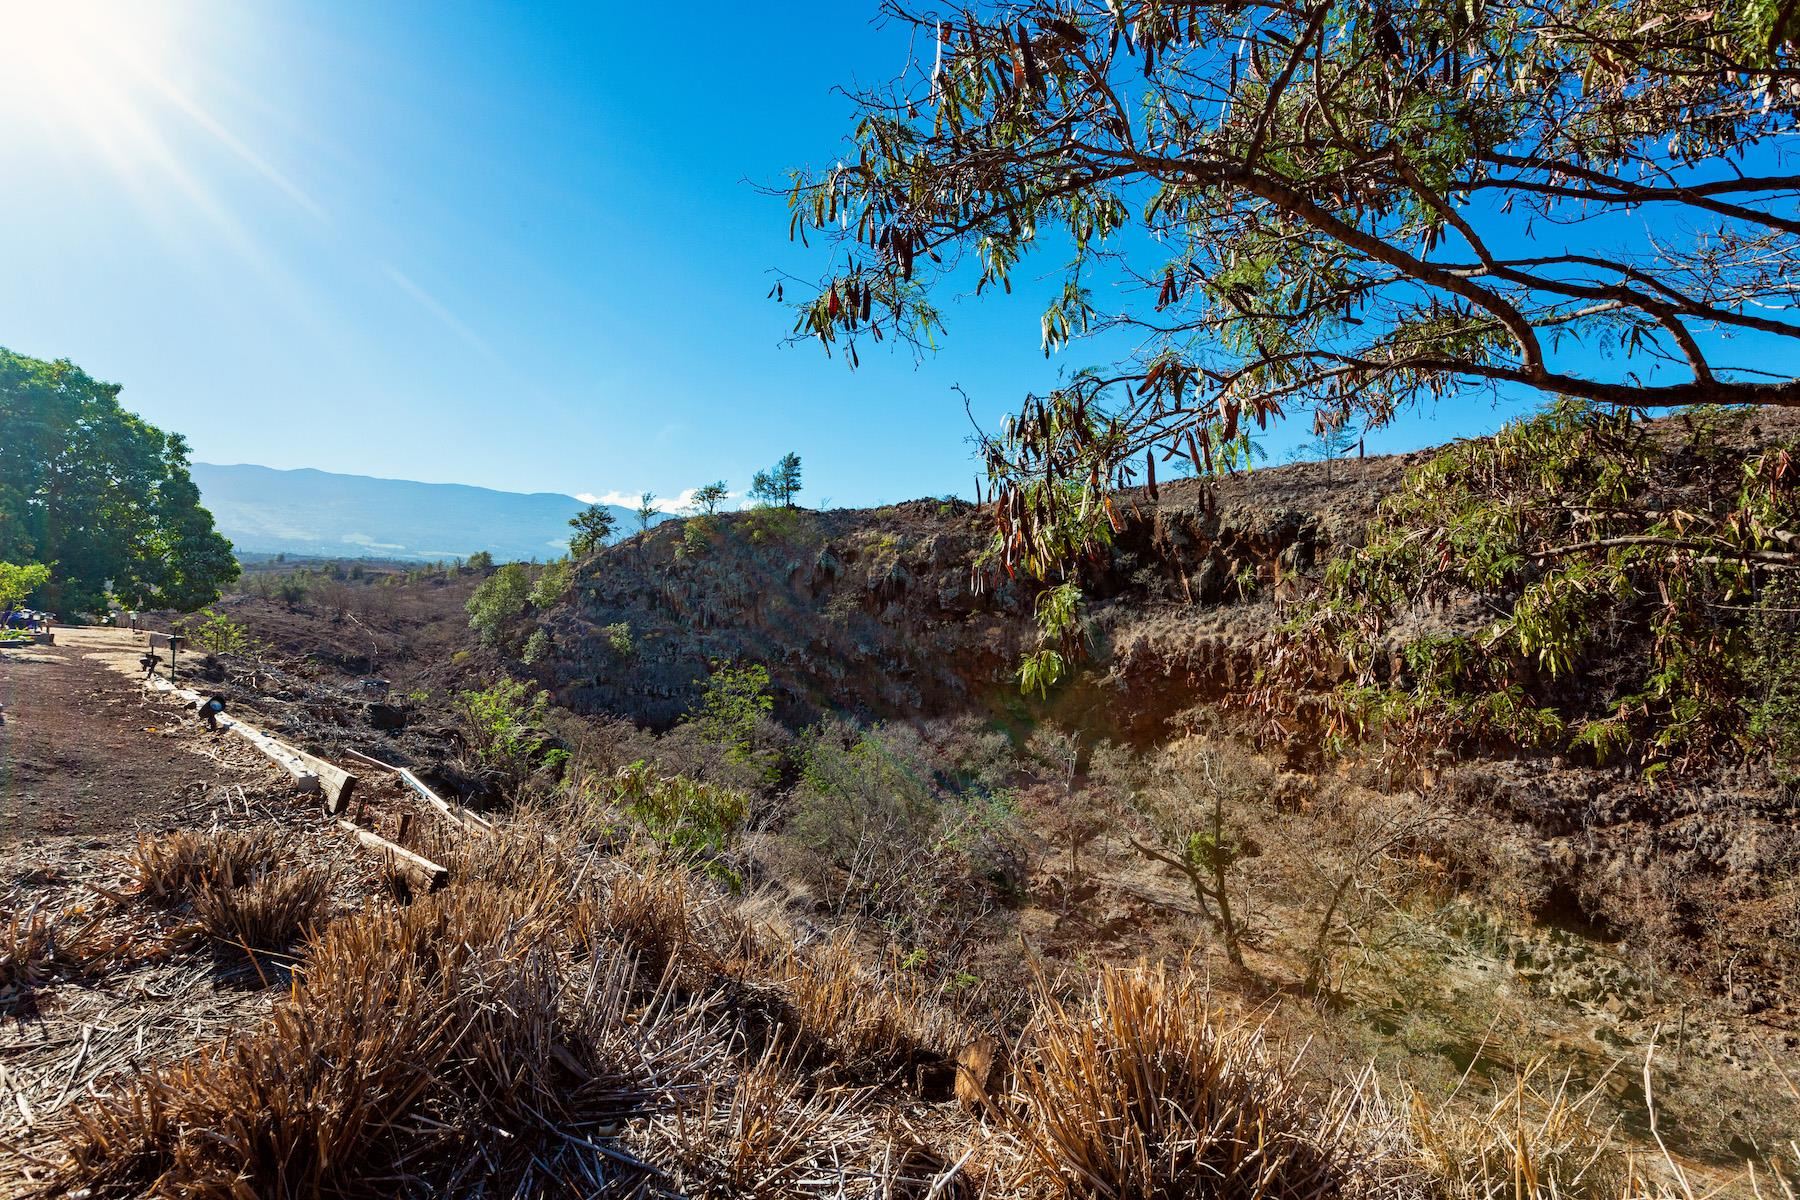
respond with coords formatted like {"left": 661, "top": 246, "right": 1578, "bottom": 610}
{"left": 190, "top": 463, "right": 657, "bottom": 563}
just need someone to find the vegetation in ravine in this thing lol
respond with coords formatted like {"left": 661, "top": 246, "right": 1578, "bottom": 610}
{"left": 1250, "top": 402, "right": 1800, "bottom": 773}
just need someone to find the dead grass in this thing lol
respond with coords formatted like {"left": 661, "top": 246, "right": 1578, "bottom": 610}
{"left": 0, "top": 906, "right": 60, "bottom": 1014}
{"left": 187, "top": 863, "right": 333, "bottom": 952}
{"left": 51, "top": 807, "right": 1794, "bottom": 1200}
{"left": 126, "top": 827, "right": 279, "bottom": 906}
{"left": 1011, "top": 961, "right": 1408, "bottom": 1200}
{"left": 60, "top": 879, "right": 720, "bottom": 1197}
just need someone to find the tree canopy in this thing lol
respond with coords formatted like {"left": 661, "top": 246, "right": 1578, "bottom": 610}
{"left": 0, "top": 348, "right": 237, "bottom": 613}
{"left": 787, "top": 0, "right": 1800, "bottom": 573}
{"left": 750, "top": 453, "right": 803, "bottom": 508}
{"left": 0, "top": 561, "right": 51, "bottom": 611}
{"left": 569, "top": 504, "right": 617, "bottom": 555}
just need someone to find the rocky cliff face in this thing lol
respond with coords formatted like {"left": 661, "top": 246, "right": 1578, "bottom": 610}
{"left": 540, "top": 454, "right": 1412, "bottom": 737}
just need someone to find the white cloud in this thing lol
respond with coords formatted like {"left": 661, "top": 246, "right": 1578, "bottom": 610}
{"left": 572, "top": 488, "right": 733, "bottom": 515}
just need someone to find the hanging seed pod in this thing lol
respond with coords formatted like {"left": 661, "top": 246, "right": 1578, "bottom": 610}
{"left": 1185, "top": 429, "right": 1206, "bottom": 475}
{"left": 1146, "top": 450, "right": 1159, "bottom": 501}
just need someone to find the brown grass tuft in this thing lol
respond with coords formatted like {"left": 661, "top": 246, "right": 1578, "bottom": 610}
{"left": 655, "top": 1049, "right": 883, "bottom": 1198}
{"left": 60, "top": 880, "right": 717, "bottom": 1197}
{"left": 126, "top": 828, "right": 279, "bottom": 906}
{"left": 1407, "top": 1067, "right": 1646, "bottom": 1200}
{"left": 1, "top": 906, "right": 61, "bottom": 1014}
{"left": 187, "top": 864, "right": 333, "bottom": 952}
{"left": 1012, "top": 962, "right": 1358, "bottom": 1200}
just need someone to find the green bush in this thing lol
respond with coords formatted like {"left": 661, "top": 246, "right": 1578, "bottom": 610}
{"left": 1255, "top": 401, "right": 1800, "bottom": 772}
{"left": 528, "top": 560, "right": 572, "bottom": 609}
{"left": 686, "top": 662, "right": 776, "bottom": 776}
{"left": 455, "top": 678, "right": 567, "bottom": 782}
{"left": 465, "top": 563, "right": 531, "bottom": 646}
{"left": 603, "top": 622, "right": 633, "bottom": 656}
{"left": 789, "top": 720, "right": 1021, "bottom": 937}
{"left": 174, "top": 607, "right": 254, "bottom": 655}
{"left": 610, "top": 760, "right": 748, "bottom": 884}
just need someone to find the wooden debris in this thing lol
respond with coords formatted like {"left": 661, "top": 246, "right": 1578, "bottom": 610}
{"left": 340, "top": 748, "right": 493, "bottom": 833}
{"left": 142, "top": 676, "right": 357, "bottom": 813}
{"left": 336, "top": 819, "right": 449, "bottom": 891}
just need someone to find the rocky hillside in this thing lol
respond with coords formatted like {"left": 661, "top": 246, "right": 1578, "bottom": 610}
{"left": 540, "top": 453, "right": 1411, "bottom": 737}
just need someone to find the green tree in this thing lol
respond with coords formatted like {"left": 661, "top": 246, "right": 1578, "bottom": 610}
{"left": 687, "top": 661, "right": 776, "bottom": 770}
{"left": 568, "top": 504, "right": 616, "bottom": 555}
{"left": 749, "top": 453, "right": 802, "bottom": 508}
{"left": 465, "top": 562, "right": 532, "bottom": 646}
{"left": 634, "top": 491, "right": 659, "bottom": 538}
{"left": 0, "top": 348, "right": 237, "bottom": 613}
{"left": 0, "top": 561, "right": 50, "bottom": 611}
{"left": 687, "top": 481, "right": 730, "bottom": 516}
{"left": 528, "top": 559, "right": 572, "bottom": 609}
{"left": 788, "top": 2, "right": 1800, "bottom": 574}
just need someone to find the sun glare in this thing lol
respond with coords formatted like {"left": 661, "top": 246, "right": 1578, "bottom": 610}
{"left": 0, "top": 0, "right": 179, "bottom": 156}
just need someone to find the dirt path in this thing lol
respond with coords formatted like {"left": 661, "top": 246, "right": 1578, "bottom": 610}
{"left": 0, "top": 630, "right": 336, "bottom": 1194}
{"left": 0, "top": 629, "right": 272, "bottom": 847}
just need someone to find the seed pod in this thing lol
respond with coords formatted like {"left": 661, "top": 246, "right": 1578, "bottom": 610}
{"left": 1146, "top": 450, "right": 1158, "bottom": 501}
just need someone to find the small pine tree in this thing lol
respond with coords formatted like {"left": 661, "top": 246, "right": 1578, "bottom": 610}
{"left": 750, "top": 453, "right": 802, "bottom": 508}
{"left": 569, "top": 504, "right": 617, "bottom": 555}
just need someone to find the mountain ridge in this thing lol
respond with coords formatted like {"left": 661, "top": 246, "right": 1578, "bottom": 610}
{"left": 191, "top": 461, "right": 656, "bottom": 563}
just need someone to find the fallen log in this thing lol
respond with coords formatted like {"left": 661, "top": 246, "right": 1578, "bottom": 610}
{"left": 143, "top": 676, "right": 357, "bottom": 812}
{"left": 337, "top": 819, "right": 449, "bottom": 891}
{"left": 340, "top": 748, "right": 493, "bottom": 833}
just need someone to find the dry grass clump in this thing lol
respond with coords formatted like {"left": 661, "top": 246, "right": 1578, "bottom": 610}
{"left": 126, "top": 827, "right": 279, "bottom": 905}
{"left": 1011, "top": 962, "right": 1390, "bottom": 1200}
{"left": 60, "top": 880, "right": 720, "bottom": 1198}
{"left": 653, "top": 1049, "right": 884, "bottom": 1197}
{"left": 187, "top": 863, "right": 333, "bottom": 952}
{"left": 771, "top": 935, "right": 967, "bottom": 1082}
{"left": 1, "top": 906, "right": 61, "bottom": 1014}
{"left": 1404, "top": 1066, "right": 1721, "bottom": 1200}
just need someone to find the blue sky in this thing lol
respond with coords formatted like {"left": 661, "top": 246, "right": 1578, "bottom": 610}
{"left": 0, "top": 1, "right": 1550, "bottom": 509}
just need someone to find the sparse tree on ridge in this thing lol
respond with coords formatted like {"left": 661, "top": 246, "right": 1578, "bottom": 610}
{"left": 569, "top": 504, "right": 617, "bottom": 556}
{"left": 634, "top": 491, "right": 659, "bottom": 538}
{"left": 750, "top": 453, "right": 802, "bottom": 508}
{"left": 688, "top": 481, "right": 730, "bottom": 516}
{"left": 786, "top": 1, "right": 1800, "bottom": 573}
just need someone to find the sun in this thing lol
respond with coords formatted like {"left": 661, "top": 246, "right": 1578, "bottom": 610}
{"left": 0, "top": 0, "right": 179, "bottom": 155}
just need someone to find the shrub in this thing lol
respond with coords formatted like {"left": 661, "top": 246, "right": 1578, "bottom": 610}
{"left": 527, "top": 559, "right": 572, "bottom": 609}
{"left": 604, "top": 621, "right": 634, "bottom": 656}
{"left": 0, "top": 560, "right": 50, "bottom": 610}
{"left": 611, "top": 761, "right": 749, "bottom": 884}
{"left": 456, "top": 677, "right": 568, "bottom": 782}
{"left": 687, "top": 662, "right": 776, "bottom": 776}
{"left": 173, "top": 607, "right": 254, "bottom": 655}
{"left": 465, "top": 563, "right": 531, "bottom": 646}
{"left": 521, "top": 628, "right": 551, "bottom": 665}
{"left": 789, "top": 720, "right": 1020, "bottom": 938}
